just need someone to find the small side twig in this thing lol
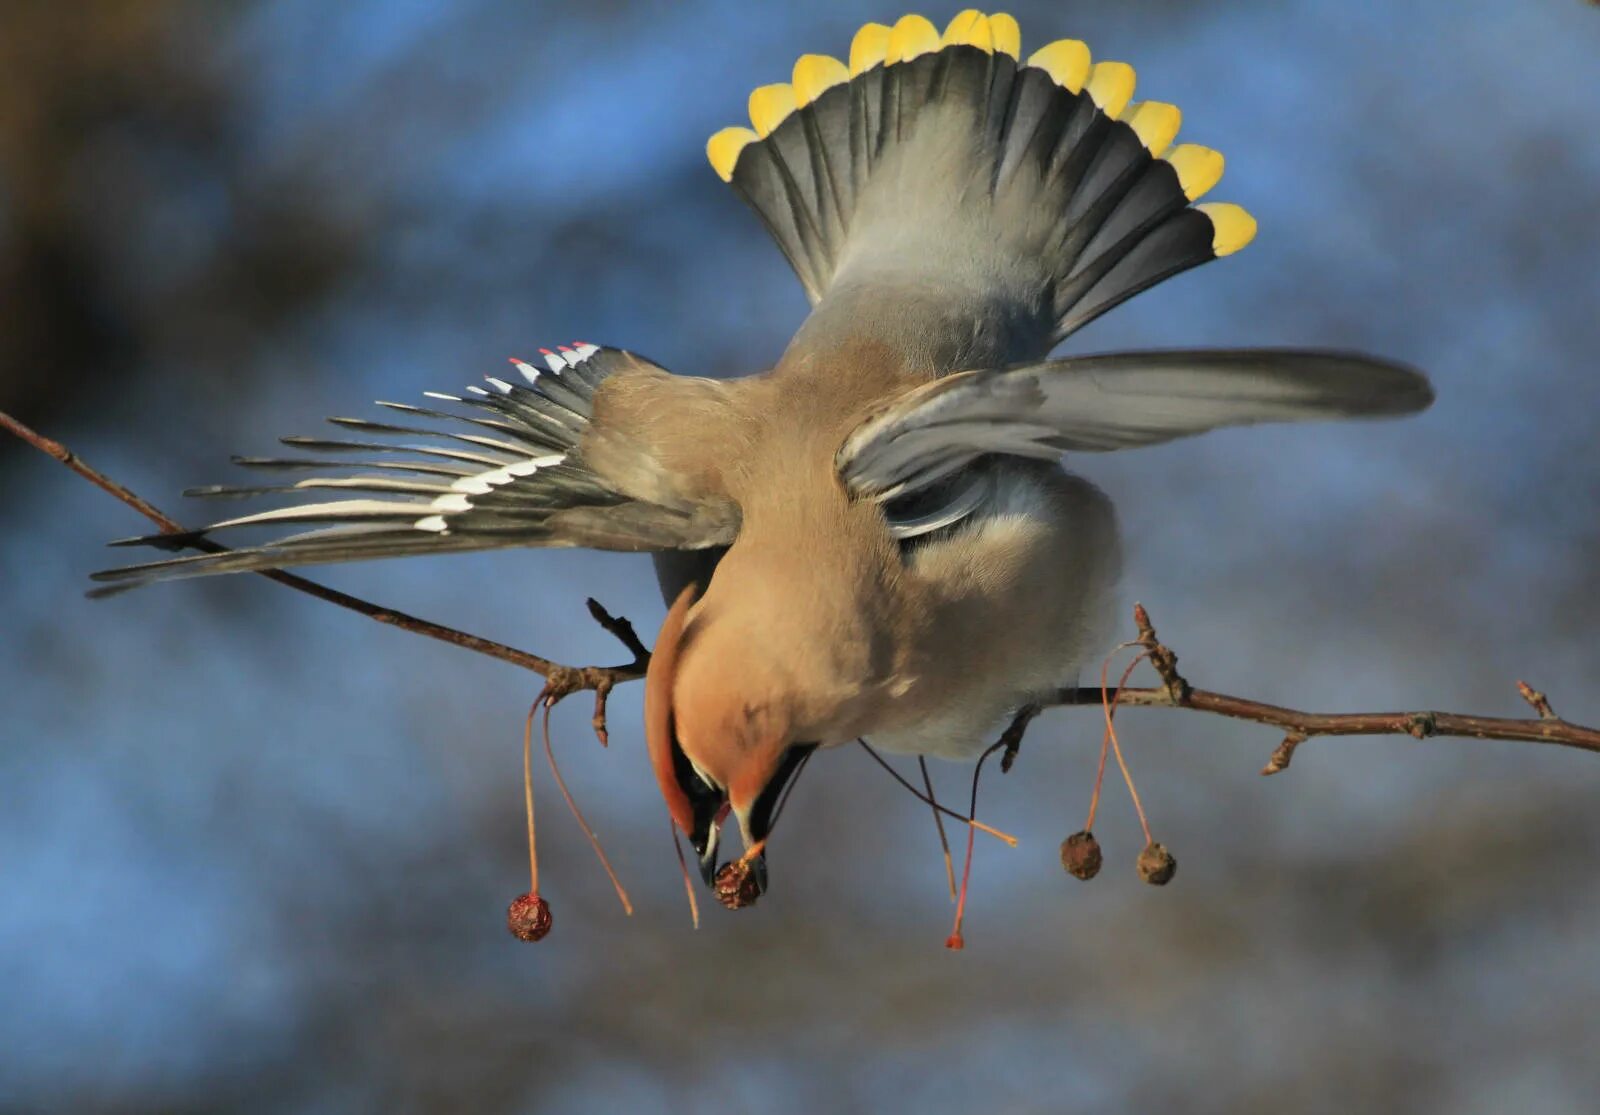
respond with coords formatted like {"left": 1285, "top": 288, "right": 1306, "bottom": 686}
{"left": 1260, "top": 731, "right": 1308, "bottom": 776}
{"left": 1133, "top": 601, "right": 1189, "bottom": 703}
{"left": 578, "top": 598, "right": 651, "bottom": 746}
{"left": 1517, "top": 680, "right": 1558, "bottom": 721}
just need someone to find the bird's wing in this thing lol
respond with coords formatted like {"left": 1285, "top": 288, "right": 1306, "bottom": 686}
{"left": 92, "top": 344, "right": 741, "bottom": 591}
{"left": 837, "top": 349, "right": 1434, "bottom": 501}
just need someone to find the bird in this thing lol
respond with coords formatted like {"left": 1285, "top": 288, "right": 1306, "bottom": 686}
{"left": 94, "top": 12, "right": 1433, "bottom": 897}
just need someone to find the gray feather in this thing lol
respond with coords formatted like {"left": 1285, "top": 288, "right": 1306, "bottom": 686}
{"left": 93, "top": 345, "right": 740, "bottom": 591}
{"left": 839, "top": 349, "right": 1434, "bottom": 499}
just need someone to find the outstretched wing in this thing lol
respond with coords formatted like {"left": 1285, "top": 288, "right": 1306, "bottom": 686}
{"left": 93, "top": 344, "right": 740, "bottom": 591}
{"left": 838, "top": 349, "right": 1434, "bottom": 501}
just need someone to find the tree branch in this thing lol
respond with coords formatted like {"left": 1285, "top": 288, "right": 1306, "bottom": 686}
{"left": 0, "top": 410, "right": 647, "bottom": 716}
{"left": 1038, "top": 606, "right": 1600, "bottom": 767}
{"left": 6, "top": 408, "right": 1597, "bottom": 768}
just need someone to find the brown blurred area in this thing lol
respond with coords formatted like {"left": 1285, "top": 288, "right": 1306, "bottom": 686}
{"left": 0, "top": 3, "right": 365, "bottom": 435}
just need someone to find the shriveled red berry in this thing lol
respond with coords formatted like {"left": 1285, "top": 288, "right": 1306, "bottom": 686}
{"left": 1136, "top": 842, "right": 1177, "bottom": 886}
{"left": 507, "top": 892, "right": 553, "bottom": 941}
{"left": 944, "top": 933, "right": 965, "bottom": 950}
{"left": 1060, "top": 830, "right": 1103, "bottom": 880}
{"left": 713, "top": 860, "right": 761, "bottom": 910}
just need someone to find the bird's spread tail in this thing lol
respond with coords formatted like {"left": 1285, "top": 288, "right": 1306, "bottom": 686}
{"left": 707, "top": 12, "right": 1256, "bottom": 366}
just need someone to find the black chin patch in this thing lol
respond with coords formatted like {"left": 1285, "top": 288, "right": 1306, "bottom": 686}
{"left": 745, "top": 743, "right": 818, "bottom": 844}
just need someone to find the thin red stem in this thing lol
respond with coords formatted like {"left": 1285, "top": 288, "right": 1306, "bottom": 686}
{"left": 1086, "top": 649, "right": 1149, "bottom": 830}
{"left": 542, "top": 699, "right": 633, "bottom": 915}
{"left": 1099, "top": 651, "right": 1155, "bottom": 843}
{"left": 920, "top": 756, "right": 958, "bottom": 902}
{"left": 669, "top": 816, "right": 700, "bottom": 930}
{"left": 948, "top": 740, "right": 1008, "bottom": 950}
{"left": 523, "top": 701, "right": 540, "bottom": 894}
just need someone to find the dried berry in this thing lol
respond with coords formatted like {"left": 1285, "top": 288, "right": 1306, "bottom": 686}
{"left": 507, "top": 892, "right": 553, "bottom": 941}
{"left": 944, "top": 933, "right": 965, "bottom": 951}
{"left": 1136, "top": 842, "right": 1177, "bottom": 886}
{"left": 1060, "top": 830, "right": 1103, "bottom": 880}
{"left": 713, "top": 860, "right": 761, "bottom": 910}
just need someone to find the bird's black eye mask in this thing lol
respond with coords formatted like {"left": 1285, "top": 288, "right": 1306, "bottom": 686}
{"left": 667, "top": 712, "right": 728, "bottom": 884}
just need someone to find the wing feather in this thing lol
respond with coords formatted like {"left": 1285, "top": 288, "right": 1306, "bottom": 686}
{"left": 839, "top": 349, "right": 1434, "bottom": 500}
{"left": 94, "top": 344, "right": 740, "bottom": 591}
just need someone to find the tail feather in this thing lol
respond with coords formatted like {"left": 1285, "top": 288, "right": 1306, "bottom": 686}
{"left": 707, "top": 12, "right": 1257, "bottom": 369}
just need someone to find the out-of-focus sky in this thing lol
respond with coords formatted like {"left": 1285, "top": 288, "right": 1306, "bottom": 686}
{"left": 2, "top": 2, "right": 1598, "bottom": 1112}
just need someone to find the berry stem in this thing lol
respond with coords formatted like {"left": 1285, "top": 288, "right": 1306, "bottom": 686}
{"left": 920, "top": 756, "right": 958, "bottom": 902}
{"left": 1086, "top": 648, "right": 1149, "bottom": 831}
{"left": 522, "top": 701, "right": 540, "bottom": 895}
{"left": 542, "top": 697, "right": 634, "bottom": 915}
{"left": 856, "top": 739, "right": 1019, "bottom": 845}
{"left": 948, "top": 740, "right": 1008, "bottom": 950}
{"left": 669, "top": 816, "right": 701, "bottom": 930}
{"left": 1099, "top": 651, "right": 1155, "bottom": 844}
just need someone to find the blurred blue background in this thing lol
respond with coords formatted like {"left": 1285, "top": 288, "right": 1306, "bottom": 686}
{"left": 3, "top": 2, "right": 1598, "bottom": 1111}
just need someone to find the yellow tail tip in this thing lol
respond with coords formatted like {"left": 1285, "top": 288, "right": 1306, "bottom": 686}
{"left": 792, "top": 53, "right": 849, "bottom": 106}
{"left": 887, "top": 14, "right": 940, "bottom": 64}
{"left": 989, "top": 13, "right": 1021, "bottom": 60}
{"left": 1166, "top": 143, "right": 1225, "bottom": 201}
{"left": 1027, "top": 38, "right": 1091, "bottom": 93}
{"left": 1085, "top": 60, "right": 1136, "bottom": 119}
{"left": 850, "top": 22, "right": 893, "bottom": 75}
{"left": 706, "top": 126, "right": 757, "bottom": 182}
{"left": 942, "top": 10, "right": 994, "bottom": 52}
{"left": 1124, "top": 101, "right": 1182, "bottom": 156}
{"left": 715, "top": 14, "right": 1238, "bottom": 229}
{"left": 1196, "top": 202, "right": 1257, "bottom": 256}
{"left": 748, "top": 83, "right": 797, "bottom": 138}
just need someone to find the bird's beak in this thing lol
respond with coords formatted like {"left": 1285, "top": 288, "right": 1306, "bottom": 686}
{"left": 692, "top": 795, "right": 728, "bottom": 887}
{"left": 729, "top": 742, "right": 817, "bottom": 896}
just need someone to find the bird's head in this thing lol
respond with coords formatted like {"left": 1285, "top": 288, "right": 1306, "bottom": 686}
{"left": 643, "top": 583, "right": 817, "bottom": 895}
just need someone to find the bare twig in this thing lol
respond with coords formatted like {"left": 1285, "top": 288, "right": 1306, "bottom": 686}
{"left": 1517, "top": 680, "right": 1558, "bottom": 721}
{"left": 1134, "top": 601, "right": 1189, "bottom": 703}
{"left": 1044, "top": 607, "right": 1600, "bottom": 763}
{"left": 1261, "top": 732, "right": 1308, "bottom": 776}
{"left": 1, "top": 408, "right": 646, "bottom": 698}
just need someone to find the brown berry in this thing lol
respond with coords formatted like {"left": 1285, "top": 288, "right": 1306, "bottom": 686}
{"left": 1136, "top": 842, "right": 1177, "bottom": 886}
{"left": 507, "top": 892, "right": 553, "bottom": 941}
{"left": 1060, "top": 830, "right": 1103, "bottom": 880}
{"left": 713, "top": 860, "right": 761, "bottom": 910}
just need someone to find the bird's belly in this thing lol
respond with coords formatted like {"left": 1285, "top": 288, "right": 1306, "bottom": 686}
{"left": 859, "top": 689, "right": 1034, "bottom": 760}
{"left": 841, "top": 464, "right": 1122, "bottom": 762}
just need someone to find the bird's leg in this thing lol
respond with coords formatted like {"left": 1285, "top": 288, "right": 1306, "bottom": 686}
{"left": 998, "top": 704, "right": 1041, "bottom": 774}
